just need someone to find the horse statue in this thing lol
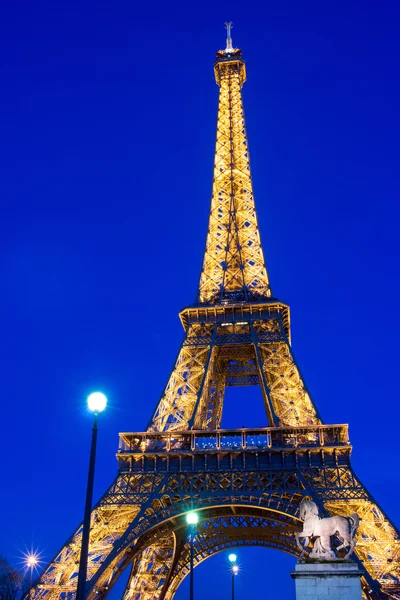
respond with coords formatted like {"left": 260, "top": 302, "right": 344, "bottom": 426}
{"left": 295, "top": 498, "right": 360, "bottom": 560}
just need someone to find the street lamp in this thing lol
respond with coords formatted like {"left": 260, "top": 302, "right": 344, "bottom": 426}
{"left": 185, "top": 512, "right": 199, "bottom": 600}
{"left": 76, "top": 392, "right": 107, "bottom": 600}
{"left": 25, "top": 554, "right": 38, "bottom": 599}
{"left": 228, "top": 553, "right": 239, "bottom": 600}
{"left": 228, "top": 553, "right": 237, "bottom": 564}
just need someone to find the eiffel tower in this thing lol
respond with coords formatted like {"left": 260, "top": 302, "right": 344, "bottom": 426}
{"left": 33, "top": 25, "right": 400, "bottom": 600}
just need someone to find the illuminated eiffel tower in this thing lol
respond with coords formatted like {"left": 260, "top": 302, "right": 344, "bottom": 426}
{"left": 34, "top": 25, "right": 400, "bottom": 600}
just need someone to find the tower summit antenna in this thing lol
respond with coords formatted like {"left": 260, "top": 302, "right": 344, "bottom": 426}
{"left": 225, "top": 21, "right": 233, "bottom": 53}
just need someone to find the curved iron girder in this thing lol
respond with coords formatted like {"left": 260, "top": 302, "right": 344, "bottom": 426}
{"left": 163, "top": 511, "right": 300, "bottom": 599}
{"left": 86, "top": 487, "right": 304, "bottom": 597}
{"left": 93, "top": 505, "right": 301, "bottom": 600}
{"left": 93, "top": 506, "right": 383, "bottom": 600}
{"left": 89, "top": 490, "right": 387, "bottom": 600}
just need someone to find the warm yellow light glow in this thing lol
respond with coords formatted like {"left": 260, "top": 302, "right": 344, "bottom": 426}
{"left": 20, "top": 548, "right": 43, "bottom": 573}
{"left": 27, "top": 556, "right": 37, "bottom": 568}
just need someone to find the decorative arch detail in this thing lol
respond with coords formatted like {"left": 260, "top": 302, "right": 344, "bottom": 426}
{"left": 93, "top": 505, "right": 302, "bottom": 600}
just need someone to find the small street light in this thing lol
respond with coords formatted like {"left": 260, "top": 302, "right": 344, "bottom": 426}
{"left": 25, "top": 554, "right": 38, "bottom": 599}
{"left": 87, "top": 392, "right": 107, "bottom": 413}
{"left": 186, "top": 512, "right": 199, "bottom": 600}
{"left": 228, "top": 553, "right": 237, "bottom": 564}
{"left": 228, "top": 553, "right": 239, "bottom": 600}
{"left": 76, "top": 392, "right": 108, "bottom": 600}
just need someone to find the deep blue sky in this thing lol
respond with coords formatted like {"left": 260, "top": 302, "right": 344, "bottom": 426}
{"left": 1, "top": 1, "right": 400, "bottom": 598}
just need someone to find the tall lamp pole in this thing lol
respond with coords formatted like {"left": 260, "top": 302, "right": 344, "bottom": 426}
{"left": 228, "top": 553, "right": 239, "bottom": 600}
{"left": 76, "top": 392, "right": 107, "bottom": 600}
{"left": 186, "top": 512, "right": 199, "bottom": 600}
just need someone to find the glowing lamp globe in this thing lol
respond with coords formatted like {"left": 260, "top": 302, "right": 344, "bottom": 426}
{"left": 232, "top": 565, "right": 239, "bottom": 575}
{"left": 87, "top": 392, "right": 107, "bottom": 413}
{"left": 228, "top": 553, "right": 237, "bottom": 564}
{"left": 186, "top": 512, "right": 199, "bottom": 526}
{"left": 26, "top": 555, "right": 38, "bottom": 568}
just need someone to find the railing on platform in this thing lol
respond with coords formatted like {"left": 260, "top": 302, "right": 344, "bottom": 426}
{"left": 118, "top": 425, "right": 349, "bottom": 455}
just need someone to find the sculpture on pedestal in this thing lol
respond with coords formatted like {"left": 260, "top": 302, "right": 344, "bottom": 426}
{"left": 296, "top": 498, "right": 360, "bottom": 560}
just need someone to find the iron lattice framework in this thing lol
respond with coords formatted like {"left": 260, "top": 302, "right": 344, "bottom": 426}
{"left": 32, "top": 29, "right": 400, "bottom": 600}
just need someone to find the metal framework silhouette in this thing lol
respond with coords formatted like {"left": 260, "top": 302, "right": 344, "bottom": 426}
{"left": 32, "top": 26, "right": 400, "bottom": 600}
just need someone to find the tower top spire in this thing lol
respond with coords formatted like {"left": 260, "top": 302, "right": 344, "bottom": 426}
{"left": 201, "top": 26, "right": 267, "bottom": 305}
{"left": 224, "top": 21, "right": 234, "bottom": 53}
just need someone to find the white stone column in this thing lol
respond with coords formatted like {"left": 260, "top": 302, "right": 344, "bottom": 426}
{"left": 291, "top": 561, "right": 364, "bottom": 600}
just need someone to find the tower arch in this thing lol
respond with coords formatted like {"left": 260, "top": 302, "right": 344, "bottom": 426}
{"left": 89, "top": 505, "right": 302, "bottom": 600}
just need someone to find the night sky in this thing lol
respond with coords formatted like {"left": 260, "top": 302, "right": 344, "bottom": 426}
{"left": 1, "top": 1, "right": 400, "bottom": 598}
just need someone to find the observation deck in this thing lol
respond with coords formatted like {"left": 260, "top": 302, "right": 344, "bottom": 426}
{"left": 214, "top": 48, "right": 246, "bottom": 85}
{"left": 179, "top": 299, "right": 291, "bottom": 339}
{"left": 117, "top": 424, "right": 350, "bottom": 473}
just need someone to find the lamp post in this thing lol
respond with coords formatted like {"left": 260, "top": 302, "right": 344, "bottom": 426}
{"left": 228, "top": 553, "right": 238, "bottom": 600}
{"left": 26, "top": 555, "right": 38, "bottom": 599}
{"left": 76, "top": 392, "right": 107, "bottom": 600}
{"left": 186, "top": 512, "right": 199, "bottom": 600}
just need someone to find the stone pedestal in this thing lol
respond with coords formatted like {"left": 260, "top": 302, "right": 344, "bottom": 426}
{"left": 291, "top": 561, "right": 364, "bottom": 600}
